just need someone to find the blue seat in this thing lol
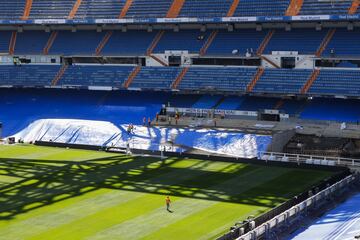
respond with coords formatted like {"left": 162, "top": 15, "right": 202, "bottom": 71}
{"left": 49, "top": 31, "right": 105, "bottom": 55}
{"left": 178, "top": 0, "right": 232, "bottom": 18}
{"left": 323, "top": 29, "right": 360, "bottom": 57}
{"left": 154, "top": 30, "right": 209, "bottom": 54}
{"left": 253, "top": 68, "right": 312, "bottom": 94}
{"left": 265, "top": 29, "right": 326, "bottom": 55}
{"left": 29, "top": 0, "right": 76, "bottom": 19}
{"left": 101, "top": 31, "right": 156, "bottom": 56}
{"left": 178, "top": 67, "right": 257, "bottom": 92}
{"left": 59, "top": 65, "right": 134, "bottom": 87}
{"left": 0, "top": 65, "right": 60, "bottom": 86}
{"left": 75, "top": 0, "right": 126, "bottom": 19}
{"left": 130, "top": 67, "right": 181, "bottom": 89}
{"left": 234, "top": 0, "right": 290, "bottom": 16}
{"left": 125, "top": 0, "right": 173, "bottom": 18}
{"left": 308, "top": 69, "right": 360, "bottom": 96}
{"left": 0, "top": 31, "right": 12, "bottom": 54}
{"left": 15, "top": 31, "right": 51, "bottom": 55}
{"left": 300, "top": 0, "right": 353, "bottom": 15}
{"left": 0, "top": 0, "right": 25, "bottom": 20}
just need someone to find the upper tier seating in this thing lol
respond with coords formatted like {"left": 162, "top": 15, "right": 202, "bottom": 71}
{"left": 4, "top": 28, "right": 357, "bottom": 57}
{"left": 0, "top": 65, "right": 60, "bottom": 86}
{"left": 0, "top": 0, "right": 358, "bottom": 20}
{"left": 178, "top": 0, "right": 233, "bottom": 18}
{"left": 308, "top": 69, "right": 360, "bottom": 96}
{"left": 29, "top": 0, "right": 76, "bottom": 19}
{"left": 130, "top": 67, "right": 181, "bottom": 89}
{"left": 0, "top": 0, "right": 25, "bottom": 20}
{"left": 253, "top": 69, "right": 312, "bottom": 94}
{"left": 234, "top": 0, "right": 290, "bottom": 16}
{"left": 299, "top": 0, "right": 353, "bottom": 15}
{"left": 154, "top": 30, "right": 209, "bottom": 54}
{"left": 75, "top": 0, "right": 126, "bottom": 19}
{"left": 49, "top": 31, "right": 106, "bottom": 55}
{"left": 264, "top": 29, "right": 326, "bottom": 55}
{"left": 59, "top": 65, "right": 134, "bottom": 87}
{"left": 0, "top": 31, "right": 12, "bottom": 54}
{"left": 15, "top": 31, "right": 51, "bottom": 55}
{"left": 101, "top": 31, "right": 156, "bottom": 56}
{"left": 206, "top": 29, "right": 267, "bottom": 56}
{"left": 323, "top": 29, "right": 360, "bottom": 57}
{"left": 178, "top": 67, "right": 256, "bottom": 92}
{"left": 125, "top": 0, "right": 173, "bottom": 18}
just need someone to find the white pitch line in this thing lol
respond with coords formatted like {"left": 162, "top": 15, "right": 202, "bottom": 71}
{"left": 332, "top": 214, "right": 360, "bottom": 240}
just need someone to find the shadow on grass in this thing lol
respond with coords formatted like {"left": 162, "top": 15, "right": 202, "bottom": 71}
{"left": 0, "top": 155, "right": 310, "bottom": 220}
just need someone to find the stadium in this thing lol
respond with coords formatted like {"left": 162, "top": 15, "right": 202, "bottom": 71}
{"left": 0, "top": 0, "right": 360, "bottom": 239}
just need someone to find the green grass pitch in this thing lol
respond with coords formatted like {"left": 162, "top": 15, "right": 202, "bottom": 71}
{"left": 0, "top": 144, "right": 334, "bottom": 240}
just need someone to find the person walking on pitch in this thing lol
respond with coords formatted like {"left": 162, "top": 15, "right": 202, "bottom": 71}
{"left": 165, "top": 196, "right": 172, "bottom": 212}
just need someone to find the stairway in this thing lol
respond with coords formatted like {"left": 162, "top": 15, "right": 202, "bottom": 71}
{"left": 124, "top": 66, "right": 141, "bottom": 88}
{"left": 285, "top": 0, "right": 304, "bottom": 16}
{"left": 300, "top": 69, "right": 320, "bottom": 94}
{"left": 227, "top": 0, "right": 240, "bottom": 17}
{"left": 68, "top": 0, "right": 82, "bottom": 19}
{"left": 150, "top": 55, "right": 168, "bottom": 66}
{"left": 146, "top": 30, "right": 164, "bottom": 55}
{"left": 246, "top": 68, "right": 264, "bottom": 92}
{"left": 51, "top": 65, "right": 68, "bottom": 86}
{"left": 95, "top": 31, "right": 113, "bottom": 56}
{"left": 349, "top": 0, "right": 360, "bottom": 14}
{"left": 260, "top": 55, "right": 280, "bottom": 68}
{"left": 21, "top": 0, "right": 33, "bottom": 20}
{"left": 171, "top": 67, "right": 189, "bottom": 89}
{"left": 199, "top": 30, "right": 218, "bottom": 56}
{"left": 119, "top": 0, "right": 133, "bottom": 18}
{"left": 9, "top": 31, "right": 17, "bottom": 55}
{"left": 274, "top": 99, "right": 285, "bottom": 110}
{"left": 256, "top": 30, "right": 275, "bottom": 56}
{"left": 43, "top": 31, "right": 58, "bottom": 55}
{"left": 166, "top": 0, "right": 186, "bottom": 18}
{"left": 315, "top": 29, "right": 336, "bottom": 57}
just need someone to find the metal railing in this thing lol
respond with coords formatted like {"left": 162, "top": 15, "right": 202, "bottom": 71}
{"left": 235, "top": 174, "right": 356, "bottom": 240}
{"left": 258, "top": 151, "right": 360, "bottom": 168}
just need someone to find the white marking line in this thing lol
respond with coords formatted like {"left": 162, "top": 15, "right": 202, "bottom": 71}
{"left": 347, "top": 230, "right": 360, "bottom": 235}
{"left": 332, "top": 214, "right": 360, "bottom": 240}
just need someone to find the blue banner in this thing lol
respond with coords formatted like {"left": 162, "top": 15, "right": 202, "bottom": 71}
{"left": 0, "top": 14, "right": 358, "bottom": 25}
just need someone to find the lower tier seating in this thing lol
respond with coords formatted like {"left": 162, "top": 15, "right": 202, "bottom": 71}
{"left": 309, "top": 69, "right": 360, "bottom": 96}
{"left": 253, "top": 69, "right": 312, "bottom": 94}
{"left": 59, "top": 65, "right": 134, "bottom": 87}
{"left": 0, "top": 65, "right": 359, "bottom": 97}
{"left": 178, "top": 67, "right": 257, "bottom": 92}
{"left": 0, "top": 65, "right": 60, "bottom": 86}
{"left": 130, "top": 67, "right": 181, "bottom": 89}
